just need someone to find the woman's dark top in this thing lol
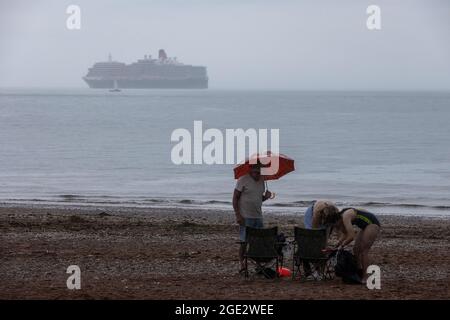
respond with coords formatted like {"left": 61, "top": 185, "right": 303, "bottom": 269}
{"left": 341, "top": 208, "right": 381, "bottom": 229}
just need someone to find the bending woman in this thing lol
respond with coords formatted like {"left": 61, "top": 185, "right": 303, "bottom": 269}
{"left": 335, "top": 208, "right": 381, "bottom": 281}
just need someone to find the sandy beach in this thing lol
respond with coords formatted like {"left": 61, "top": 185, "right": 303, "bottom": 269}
{"left": 0, "top": 204, "right": 449, "bottom": 300}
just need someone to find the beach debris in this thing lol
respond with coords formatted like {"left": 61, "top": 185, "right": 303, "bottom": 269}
{"left": 178, "top": 251, "right": 202, "bottom": 259}
{"left": 98, "top": 211, "right": 111, "bottom": 218}
{"left": 180, "top": 220, "right": 197, "bottom": 227}
{"left": 69, "top": 215, "right": 87, "bottom": 223}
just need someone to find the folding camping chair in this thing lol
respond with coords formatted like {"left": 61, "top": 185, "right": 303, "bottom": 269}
{"left": 242, "top": 226, "right": 282, "bottom": 279}
{"left": 292, "top": 227, "right": 334, "bottom": 281}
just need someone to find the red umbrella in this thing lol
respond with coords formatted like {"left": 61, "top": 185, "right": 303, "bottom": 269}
{"left": 233, "top": 151, "right": 295, "bottom": 181}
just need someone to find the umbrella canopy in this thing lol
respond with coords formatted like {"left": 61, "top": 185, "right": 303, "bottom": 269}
{"left": 233, "top": 151, "right": 295, "bottom": 181}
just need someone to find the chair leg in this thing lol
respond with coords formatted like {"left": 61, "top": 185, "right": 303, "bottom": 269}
{"left": 292, "top": 244, "right": 297, "bottom": 280}
{"left": 244, "top": 257, "right": 249, "bottom": 279}
{"left": 300, "top": 260, "right": 307, "bottom": 282}
{"left": 292, "top": 257, "right": 295, "bottom": 280}
{"left": 292, "top": 257, "right": 302, "bottom": 281}
{"left": 276, "top": 258, "right": 279, "bottom": 279}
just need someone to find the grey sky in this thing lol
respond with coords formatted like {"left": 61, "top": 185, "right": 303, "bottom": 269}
{"left": 0, "top": 0, "right": 449, "bottom": 90}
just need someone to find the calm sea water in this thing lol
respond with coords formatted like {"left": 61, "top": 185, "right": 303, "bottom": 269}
{"left": 1, "top": 88, "right": 450, "bottom": 216}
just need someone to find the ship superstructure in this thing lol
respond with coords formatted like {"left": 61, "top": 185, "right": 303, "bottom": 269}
{"left": 83, "top": 50, "right": 208, "bottom": 89}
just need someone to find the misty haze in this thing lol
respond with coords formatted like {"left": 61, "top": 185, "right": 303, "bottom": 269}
{"left": 1, "top": 0, "right": 450, "bottom": 90}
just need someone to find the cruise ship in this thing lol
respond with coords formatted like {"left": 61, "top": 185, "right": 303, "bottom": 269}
{"left": 83, "top": 50, "right": 208, "bottom": 89}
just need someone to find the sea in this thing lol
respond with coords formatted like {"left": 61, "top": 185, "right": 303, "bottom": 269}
{"left": 1, "top": 88, "right": 450, "bottom": 216}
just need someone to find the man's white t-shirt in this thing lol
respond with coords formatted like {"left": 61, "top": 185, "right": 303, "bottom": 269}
{"left": 235, "top": 174, "right": 265, "bottom": 219}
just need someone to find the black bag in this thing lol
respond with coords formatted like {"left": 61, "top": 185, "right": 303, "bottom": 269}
{"left": 333, "top": 250, "right": 362, "bottom": 284}
{"left": 256, "top": 267, "right": 277, "bottom": 279}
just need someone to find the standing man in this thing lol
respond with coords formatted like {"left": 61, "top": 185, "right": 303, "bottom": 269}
{"left": 232, "top": 164, "right": 272, "bottom": 273}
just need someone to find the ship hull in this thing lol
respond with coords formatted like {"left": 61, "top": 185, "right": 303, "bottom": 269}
{"left": 83, "top": 78, "right": 208, "bottom": 89}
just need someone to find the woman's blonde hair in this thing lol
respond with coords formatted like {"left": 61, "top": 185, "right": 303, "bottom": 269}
{"left": 320, "top": 204, "right": 341, "bottom": 226}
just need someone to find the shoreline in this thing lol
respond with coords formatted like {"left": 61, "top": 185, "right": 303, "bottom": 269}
{"left": 1, "top": 204, "right": 449, "bottom": 299}
{"left": 1, "top": 200, "right": 450, "bottom": 219}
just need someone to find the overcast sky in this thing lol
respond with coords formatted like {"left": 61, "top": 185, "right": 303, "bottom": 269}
{"left": 0, "top": 0, "right": 449, "bottom": 90}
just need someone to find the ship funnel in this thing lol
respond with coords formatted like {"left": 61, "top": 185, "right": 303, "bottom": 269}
{"left": 158, "top": 49, "right": 167, "bottom": 61}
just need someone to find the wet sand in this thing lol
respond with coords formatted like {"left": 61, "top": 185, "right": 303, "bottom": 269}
{"left": 0, "top": 205, "right": 449, "bottom": 299}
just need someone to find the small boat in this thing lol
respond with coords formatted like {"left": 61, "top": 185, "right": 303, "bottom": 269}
{"left": 109, "top": 80, "right": 121, "bottom": 92}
